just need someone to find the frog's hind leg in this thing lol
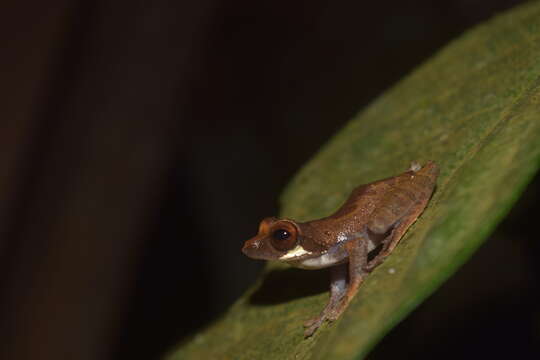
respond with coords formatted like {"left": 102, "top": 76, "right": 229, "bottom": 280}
{"left": 303, "top": 262, "right": 347, "bottom": 337}
{"left": 364, "top": 198, "right": 429, "bottom": 272}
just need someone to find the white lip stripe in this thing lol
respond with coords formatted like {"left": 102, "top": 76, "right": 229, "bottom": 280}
{"left": 279, "top": 245, "right": 312, "bottom": 260}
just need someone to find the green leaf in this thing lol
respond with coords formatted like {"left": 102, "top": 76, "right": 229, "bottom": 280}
{"left": 169, "top": 2, "right": 540, "bottom": 359}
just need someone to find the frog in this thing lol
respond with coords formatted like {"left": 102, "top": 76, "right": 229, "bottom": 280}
{"left": 242, "top": 161, "right": 439, "bottom": 337}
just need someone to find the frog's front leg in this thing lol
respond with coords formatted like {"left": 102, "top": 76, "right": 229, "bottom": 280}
{"left": 325, "top": 236, "right": 369, "bottom": 323}
{"left": 303, "top": 262, "right": 347, "bottom": 337}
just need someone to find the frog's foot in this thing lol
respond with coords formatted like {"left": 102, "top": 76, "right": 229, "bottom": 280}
{"left": 303, "top": 297, "right": 343, "bottom": 336}
{"left": 303, "top": 304, "right": 340, "bottom": 337}
{"left": 303, "top": 315, "right": 321, "bottom": 328}
{"left": 303, "top": 315, "right": 327, "bottom": 337}
{"left": 326, "top": 296, "right": 352, "bottom": 322}
{"left": 304, "top": 288, "right": 354, "bottom": 337}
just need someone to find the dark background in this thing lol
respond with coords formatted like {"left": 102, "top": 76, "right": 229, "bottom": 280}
{"left": 1, "top": 1, "right": 538, "bottom": 359}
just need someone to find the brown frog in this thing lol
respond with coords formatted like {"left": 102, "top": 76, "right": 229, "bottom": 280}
{"left": 242, "top": 161, "right": 439, "bottom": 337}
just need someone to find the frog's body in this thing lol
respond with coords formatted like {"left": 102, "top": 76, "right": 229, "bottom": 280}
{"left": 242, "top": 161, "right": 439, "bottom": 337}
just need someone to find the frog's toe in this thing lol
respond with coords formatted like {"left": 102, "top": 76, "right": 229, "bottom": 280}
{"left": 303, "top": 317, "right": 318, "bottom": 328}
{"left": 303, "top": 318, "right": 324, "bottom": 337}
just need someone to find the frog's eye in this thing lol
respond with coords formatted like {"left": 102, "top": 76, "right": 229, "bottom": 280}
{"left": 270, "top": 225, "right": 297, "bottom": 251}
{"left": 272, "top": 229, "right": 290, "bottom": 240}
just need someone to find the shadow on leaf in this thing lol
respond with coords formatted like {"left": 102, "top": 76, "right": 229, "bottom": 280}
{"left": 249, "top": 267, "right": 328, "bottom": 306}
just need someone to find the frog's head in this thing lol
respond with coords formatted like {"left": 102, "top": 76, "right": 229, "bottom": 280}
{"left": 242, "top": 217, "right": 319, "bottom": 262}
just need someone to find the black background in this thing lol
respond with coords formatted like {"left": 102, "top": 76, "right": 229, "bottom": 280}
{"left": 0, "top": 1, "right": 538, "bottom": 359}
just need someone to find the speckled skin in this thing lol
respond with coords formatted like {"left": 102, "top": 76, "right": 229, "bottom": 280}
{"left": 242, "top": 161, "right": 439, "bottom": 337}
{"left": 300, "top": 160, "right": 439, "bottom": 251}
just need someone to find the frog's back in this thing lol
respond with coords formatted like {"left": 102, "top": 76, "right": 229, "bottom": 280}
{"left": 306, "top": 162, "right": 439, "bottom": 245}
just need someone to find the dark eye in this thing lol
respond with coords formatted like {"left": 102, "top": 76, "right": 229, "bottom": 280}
{"left": 272, "top": 229, "right": 290, "bottom": 241}
{"left": 270, "top": 227, "right": 297, "bottom": 251}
